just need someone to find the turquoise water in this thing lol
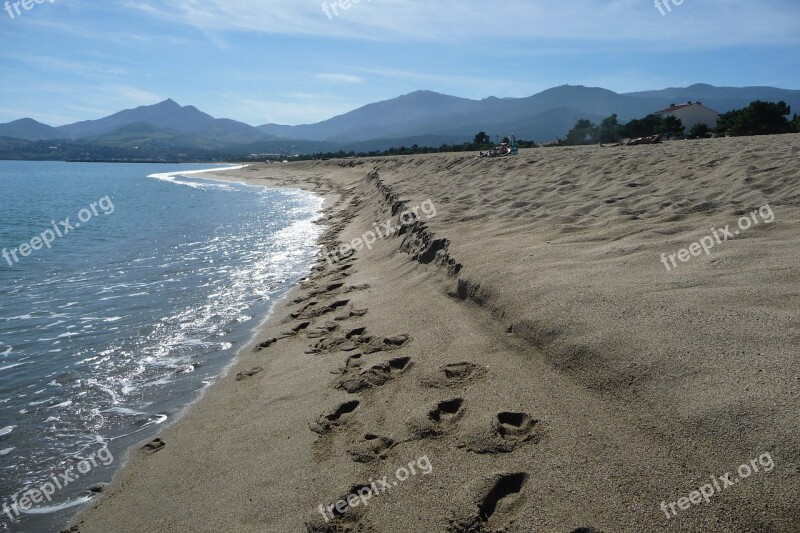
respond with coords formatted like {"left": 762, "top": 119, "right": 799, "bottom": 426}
{"left": 0, "top": 161, "right": 323, "bottom": 532}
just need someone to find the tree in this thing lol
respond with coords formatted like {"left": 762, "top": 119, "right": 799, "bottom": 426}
{"left": 597, "top": 114, "right": 620, "bottom": 143}
{"left": 566, "top": 119, "right": 598, "bottom": 145}
{"left": 715, "top": 109, "right": 741, "bottom": 136}
{"left": 473, "top": 132, "right": 491, "bottom": 147}
{"left": 656, "top": 115, "right": 685, "bottom": 138}
{"left": 736, "top": 101, "right": 794, "bottom": 136}
{"left": 717, "top": 101, "right": 795, "bottom": 136}
{"left": 688, "top": 123, "right": 711, "bottom": 139}
{"left": 620, "top": 114, "right": 661, "bottom": 138}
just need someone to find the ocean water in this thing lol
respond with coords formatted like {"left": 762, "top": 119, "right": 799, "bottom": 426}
{"left": 0, "top": 161, "right": 323, "bottom": 532}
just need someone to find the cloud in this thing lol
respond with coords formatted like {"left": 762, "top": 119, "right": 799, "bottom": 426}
{"left": 315, "top": 73, "right": 364, "bottom": 84}
{"left": 0, "top": 54, "right": 129, "bottom": 78}
{"left": 101, "top": 86, "right": 164, "bottom": 106}
{"left": 119, "top": 0, "right": 800, "bottom": 47}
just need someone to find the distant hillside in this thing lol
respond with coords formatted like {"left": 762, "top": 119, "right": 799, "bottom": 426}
{"left": 0, "top": 118, "right": 61, "bottom": 141}
{"left": 82, "top": 122, "right": 235, "bottom": 150}
{"left": 56, "top": 99, "right": 267, "bottom": 143}
{"left": 624, "top": 83, "right": 800, "bottom": 114}
{"left": 259, "top": 91, "right": 477, "bottom": 141}
{"left": 257, "top": 84, "right": 800, "bottom": 143}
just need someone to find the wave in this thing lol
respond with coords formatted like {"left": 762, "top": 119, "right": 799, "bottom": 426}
{"left": 0, "top": 362, "right": 30, "bottom": 371}
{"left": 147, "top": 165, "right": 249, "bottom": 190}
{"left": 21, "top": 496, "right": 94, "bottom": 515}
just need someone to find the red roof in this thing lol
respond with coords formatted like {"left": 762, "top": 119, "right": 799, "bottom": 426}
{"left": 655, "top": 102, "right": 697, "bottom": 114}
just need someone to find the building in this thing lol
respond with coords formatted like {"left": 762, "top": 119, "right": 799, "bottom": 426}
{"left": 654, "top": 101, "right": 720, "bottom": 134}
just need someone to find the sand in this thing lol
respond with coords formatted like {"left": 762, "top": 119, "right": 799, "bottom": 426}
{"left": 71, "top": 134, "right": 800, "bottom": 532}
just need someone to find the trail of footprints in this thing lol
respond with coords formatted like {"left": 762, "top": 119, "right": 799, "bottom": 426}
{"left": 246, "top": 224, "right": 543, "bottom": 531}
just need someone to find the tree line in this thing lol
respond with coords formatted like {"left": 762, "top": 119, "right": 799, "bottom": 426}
{"left": 289, "top": 132, "right": 538, "bottom": 161}
{"left": 563, "top": 100, "right": 800, "bottom": 145}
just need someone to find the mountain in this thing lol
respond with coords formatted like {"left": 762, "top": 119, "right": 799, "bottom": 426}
{"left": 256, "top": 87, "right": 635, "bottom": 143}
{"left": 0, "top": 118, "right": 62, "bottom": 141}
{"left": 1, "top": 84, "right": 798, "bottom": 161}
{"left": 82, "top": 122, "right": 234, "bottom": 150}
{"left": 624, "top": 83, "right": 800, "bottom": 113}
{"left": 55, "top": 99, "right": 267, "bottom": 144}
{"left": 258, "top": 84, "right": 800, "bottom": 143}
{"left": 259, "top": 91, "right": 477, "bottom": 141}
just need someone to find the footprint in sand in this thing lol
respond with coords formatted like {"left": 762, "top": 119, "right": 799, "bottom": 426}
{"left": 407, "top": 397, "right": 466, "bottom": 440}
{"left": 497, "top": 412, "right": 537, "bottom": 439}
{"left": 334, "top": 306, "right": 369, "bottom": 321}
{"left": 323, "top": 299, "right": 351, "bottom": 315}
{"left": 280, "top": 320, "right": 312, "bottom": 337}
{"left": 255, "top": 337, "right": 278, "bottom": 352}
{"left": 422, "top": 361, "right": 487, "bottom": 389}
{"left": 295, "top": 299, "right": 353, "bottom": 321}
{"left": 292, "top": 321, "right": 312, "bottom": 332}
{"left": 307, "top": 331, "right": 411, "bottom": 356}
{"left": 347, "top": 433, "right": 396, "bottom": 463}
{"left": 337, "top": 356, "right": 413, "bottom": 394}
{"left": 308, "top": 282, "right": 345, "bottom": 298}
{"left": 459, "top": 411, "right": 539, "bottom": 454}
{"left": 307, "top": 482, "right": 372, "bottom": 529}
{"left": 430, "top": 398, "right": 464, "bottom": 423}
{"left": 235, "top": 367, "right": 264, "bottom": 381}
{"left": 306, "top": 321, "right": 340, "bottom": 339}
{"left": 310, "top": 400, "right": 360, "bottom": 435}
{"left": 345, "top": 284, "right": 371, "bottom": 293}
{"left": 142, "top": 438, "right": 166, "bottom": 454}
{"left": 449, "top": 472, "right": 528, "bottom": 532}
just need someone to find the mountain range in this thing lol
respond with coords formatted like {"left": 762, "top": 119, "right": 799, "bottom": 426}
{"left": 1, "top": 84, "right": 799, "bottom": 160}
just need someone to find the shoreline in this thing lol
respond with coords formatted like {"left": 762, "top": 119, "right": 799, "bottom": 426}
{"left": 65, "top": 163, "right": 356, "bottom": 532}
{"left": 71, "top": 138, "right": 800, "bottom": 532}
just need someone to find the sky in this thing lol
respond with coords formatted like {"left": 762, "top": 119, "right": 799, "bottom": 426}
{"left": 0, "top": 0, "right": 799, "bottom": 127}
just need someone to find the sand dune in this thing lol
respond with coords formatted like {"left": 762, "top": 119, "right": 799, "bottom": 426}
{"left": 73, "top": 134, "right": 799, "bottom": 532}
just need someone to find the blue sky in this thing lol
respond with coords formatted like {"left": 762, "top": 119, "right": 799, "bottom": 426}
{"left": 0, "top": 0, "right": 798, "bottom": 126}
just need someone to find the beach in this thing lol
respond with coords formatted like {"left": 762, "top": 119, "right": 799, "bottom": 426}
{"left": 71, "top": 134, "right": 800, "bottom": 532}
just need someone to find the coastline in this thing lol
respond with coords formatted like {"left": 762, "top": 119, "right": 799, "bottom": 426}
{"left": 0, "top": 161, "right": 333, "bottom": 533}
{"left": 72, "top": 137, "right": 800, "bottom": 532}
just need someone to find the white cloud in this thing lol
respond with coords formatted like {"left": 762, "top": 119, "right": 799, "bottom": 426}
{"left": 315, "top": 73, "right": 364, "bottom": 84}
{"left": 101, "top": 86, "right": 164, "bottom": 106}
{"left": 119, "top": 0, "right": 800, "bottom": 47}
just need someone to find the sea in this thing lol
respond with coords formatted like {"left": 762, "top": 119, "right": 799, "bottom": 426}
{"left": 0, "top": 161, "right": 324, "bottom": 532}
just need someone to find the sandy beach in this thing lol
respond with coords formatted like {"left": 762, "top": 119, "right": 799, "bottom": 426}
{"left": 70, "top": 134, "right": 800, "bottom": 532}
